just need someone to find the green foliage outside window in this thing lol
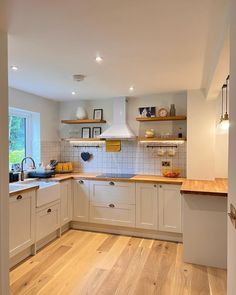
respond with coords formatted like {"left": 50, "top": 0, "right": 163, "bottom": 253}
{"left": 9, "top": 115, "right": 26, "bottom": 165}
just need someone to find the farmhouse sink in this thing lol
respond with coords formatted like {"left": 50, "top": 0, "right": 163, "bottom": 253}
{"left": 13, "top": 181, "right": 60, "bottom": 207}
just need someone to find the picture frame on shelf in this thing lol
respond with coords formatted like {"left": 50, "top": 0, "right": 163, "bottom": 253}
{"left": 93, "top": 109, "right": 103, "bottom": 120}
{"left": 92, "top": 127, "right": 102, "bottom": 138}
{"left": 81, "top": 127, "right": 91, "bottom": 138}
{"left": 138, "top": 107, "right": 156, "bottom": 118}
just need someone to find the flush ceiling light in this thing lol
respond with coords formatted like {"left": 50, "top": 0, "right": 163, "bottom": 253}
{"left": 218, "top": 75, "right": 230, "bottom": 130}
{"left": 129, "top": 86, "right": 134, "bottom": 92}
{"left": 95, "top": 56, "right": 103, "bottom": 64}
{"left": 71, "top": 91, "right": 77, "bottom": 96}
{"left": 10, "top": 65, "right": 19, "bottom": 71}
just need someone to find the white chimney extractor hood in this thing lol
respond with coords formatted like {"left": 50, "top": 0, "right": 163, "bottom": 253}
{"left": 99, "top": 97, "right": 136, "bottom": 139}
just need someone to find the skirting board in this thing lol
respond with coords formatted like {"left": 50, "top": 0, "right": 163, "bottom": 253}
{"left": 10, "top": 222, "right": 182, "bottom": 269}
{"left": 71, "top": 221, "right": 183, "bottom": 243}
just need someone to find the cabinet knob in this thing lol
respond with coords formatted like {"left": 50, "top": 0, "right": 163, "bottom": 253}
{"left": 79, "top": 180, "right": 84, "bottom": 184}
{"left": 17, "top": 195, "right": 22, "bottom": 200}
{"left": 154, "top": 184, "right": 157, "bottom": 188}
{"left": 109, "top": 203, "right": 115, "bottom": 208}
{"left": 109, "top": 181, "right": 115, "bottom": 186}
{"left": 159, "top": 185, "right": 162, "bottom": 188}
{"left": 47, "top": 208, "right": 52, "bottom": 213}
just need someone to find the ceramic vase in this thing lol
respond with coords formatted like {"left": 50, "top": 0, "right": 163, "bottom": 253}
{"left": 76, "top": 107, "right": 87, "bottom": 119}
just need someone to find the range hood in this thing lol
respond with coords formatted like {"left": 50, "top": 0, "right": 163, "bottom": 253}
{"left": 99, "top": 97, "right": 136, "bottom": 139}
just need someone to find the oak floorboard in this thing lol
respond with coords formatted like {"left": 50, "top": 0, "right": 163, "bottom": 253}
{"left": 10, "top": 230, "right": 227, "bottom": 295}
{"left": 38, "top": 232, "right": 109, "bottom": 295}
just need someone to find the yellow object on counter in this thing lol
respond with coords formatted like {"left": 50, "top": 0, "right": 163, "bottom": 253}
{"left": 106, "top": 140, "right": 121, "bottom": 152}
{"left": 55, "top": 162, "right": 73, "bottom": 173}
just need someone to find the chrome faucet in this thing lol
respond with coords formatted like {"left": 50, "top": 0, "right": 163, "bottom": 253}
{"left": 20, "top": 157, "right": 36, "bottom": 181}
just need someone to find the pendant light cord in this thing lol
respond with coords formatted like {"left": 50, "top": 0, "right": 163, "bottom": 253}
{"left": 226, "top": 75, "right": 230, "bottom": 115}
{"left": 221, "top": 85, "right": 224, "bottom": 118}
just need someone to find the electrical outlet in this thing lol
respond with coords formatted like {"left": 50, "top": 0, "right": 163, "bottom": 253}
{"left": 161, "top": 161, "right": 171, "bottom": 167}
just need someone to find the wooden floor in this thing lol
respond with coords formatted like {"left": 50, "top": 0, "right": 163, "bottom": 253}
{"left": 10, "top": 230, "right": 227, "bottom": 295}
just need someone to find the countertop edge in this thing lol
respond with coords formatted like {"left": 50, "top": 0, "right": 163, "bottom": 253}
{"left": 52, "top": 174, "right": 185, "bottom": 184}
{"left": 9, "top": 185, "right": 40, "bottom": 197}
{"left": 180, "top": 189, "right": 228, "bottom": 197}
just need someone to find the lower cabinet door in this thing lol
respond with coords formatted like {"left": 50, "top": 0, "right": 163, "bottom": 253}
{"left": 60, "top": 180, "right": 72, "bottom": 226}
{"left": 9, "top": 191, "right": 36, "bottom": 257}
{"left": 136, "top": 183, "right": 158, "bottom": 230}
{"left": 90, "top": 202, "right": 135, "bottom": 227}
{"left": 73, "top": 179, "right": 90, "bottom": 222}
{"left": 36, "top": 202, "right": 60, "bottom": 241}
{"left": 158, "top": 184, "right": 182, "bottom": 233}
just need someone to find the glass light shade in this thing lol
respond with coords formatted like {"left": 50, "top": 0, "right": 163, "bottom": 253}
{"left": 219, "top": 118, "right": 230, "bottom": 130}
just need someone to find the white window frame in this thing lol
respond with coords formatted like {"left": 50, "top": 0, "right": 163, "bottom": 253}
{"left": 9, "top": 108, "right": 33, "bottom": 162}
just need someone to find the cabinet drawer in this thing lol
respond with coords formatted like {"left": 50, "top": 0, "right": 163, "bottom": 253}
{"left": 36, "top": 202, "right": 60, "bottom": 241}
{"left": 90, "top": 202, "right": 135, "bottom": 227}
{"left": 90, "top": 181, "right": 135, "bottom": 204}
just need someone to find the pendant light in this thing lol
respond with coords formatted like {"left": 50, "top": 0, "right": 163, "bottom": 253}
{"left": 219, "top": 75, "right": 230, "bottom": 130}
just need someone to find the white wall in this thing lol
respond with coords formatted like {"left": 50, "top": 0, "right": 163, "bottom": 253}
{"left": 187, "top": 90, "right": 216, "bottom": 180}
{"left": 9, "top": 88, "right": 60, "bottom": 141}
{"left": 228, "top": 0, "right": 236, "bottom": 292}
{"left": 215, "top": 92, "right": 229, "bottom": 178}
{"left": 59, "top": 92, "right": 187, "bottom": 139}
{"left": 0, "top": 30, "right": 9, "bottom": 295}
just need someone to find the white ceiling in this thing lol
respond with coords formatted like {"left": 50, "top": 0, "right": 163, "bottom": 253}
{"left": 7, "top": 0, "right": 228, "bottom": 101}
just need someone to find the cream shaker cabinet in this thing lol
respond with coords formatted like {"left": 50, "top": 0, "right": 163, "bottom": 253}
{"left": 136, "top": 183, "right": 182, "bottom": 233}
{"left": 73, "top": 179, "right": 90, "bottom": 222}
{"left": 60, "top": 180, "right": 72, "bottom": 226}
{"left": 89, "top": 181, "right": 136, "bottom": 227}
{"left": 36, "top": 201, "right": 61, "bottom": 241}
{"left": 136, "top": 183, "right": 158, "bottom": 230}
{"left": 9, "top": 191, "right": 36, "bottom": 257}
{"left": 158, "top": 184, "right": 182, "bottom": 233}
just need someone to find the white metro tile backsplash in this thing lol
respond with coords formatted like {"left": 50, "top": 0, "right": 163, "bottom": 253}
{"left": 60, "top": 141, "right": 186, "bottom": 177}
{"left": 41, "top": 141, "right": 61, "bottom": 165}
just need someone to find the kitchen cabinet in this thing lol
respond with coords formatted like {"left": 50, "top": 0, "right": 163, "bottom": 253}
{"left": 9, "top": 191, "right": 36, "bottom": 257}
{"left": 89, "top": 181, "right": 135, "bottom": 227}
{"left": 73, "top": 179, "right": 90, "bottom": 222}
{"left": 158, "top": 184, "right": 182, "bottom": 233}
{"left": 36, "top": 201, "right": 61, "bottom": 241}
{"left": 136, "top": 183, "right": 158, "bottom": 230}
{"left": 60, "top": 180, "right": 72, "bottom": 226}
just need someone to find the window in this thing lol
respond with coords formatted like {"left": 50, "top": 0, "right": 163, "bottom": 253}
{"left": 9, "top": 108, "right": 33, "bottom": 166}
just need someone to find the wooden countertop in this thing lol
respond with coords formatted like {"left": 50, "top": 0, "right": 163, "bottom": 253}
{"left": 52, "top": 173, "right": 228, "bottom": 197}
{"left": 50, "top": 173, "right": 186, "bottom": 184}
{"left": 11, "top": 173, "right": 227, "bottom": 197}
{"left": 9, "top": 183, "right": 40, "bottom": 196}
{"left": 180, "top": 178, "right": 228, "bottom": 197}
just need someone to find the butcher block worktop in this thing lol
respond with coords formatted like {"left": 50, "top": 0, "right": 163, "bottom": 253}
{"left": 51, "top": 173, "right": 186, "bottom": 184}
{"left": 9, "top": 173, "right": 228, "bottom": 197}
{"left": 180, "top": 178, "right": 228, "bottom": 197}
{"left": 52, "top": 173, "right": 228, "bottom": 196}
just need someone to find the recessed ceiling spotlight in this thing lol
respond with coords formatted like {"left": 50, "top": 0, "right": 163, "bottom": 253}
{"left": 95, "top": 56, "right": 103, "bottom": 64}
{"left": 11, "top": 65, "right": 19, "bottom": 71}
{"left": 71, "top": 91, "right": 77, "bottom": 96}
{"left": 129, "top": 86, "right": 134, "bottom": 92}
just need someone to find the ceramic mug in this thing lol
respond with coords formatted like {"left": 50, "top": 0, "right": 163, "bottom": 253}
{"left": 168, "top": 148, "right": 176, "bottom": 156}
{"left": 157, "top": 148, "right": 165, "bottom": 156}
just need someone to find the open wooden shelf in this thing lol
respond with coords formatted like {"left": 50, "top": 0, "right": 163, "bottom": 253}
{"left": 138, "top": 137, "right": 186, "bottom": 142}
{"left": 62, "top": 138, "right": 105, "bottom": 142}
{"left": 61, "top": 119, "right": 107, "bottom": 124}
{"left": 136, "top": 115, "right": 187, "bottom": 122}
